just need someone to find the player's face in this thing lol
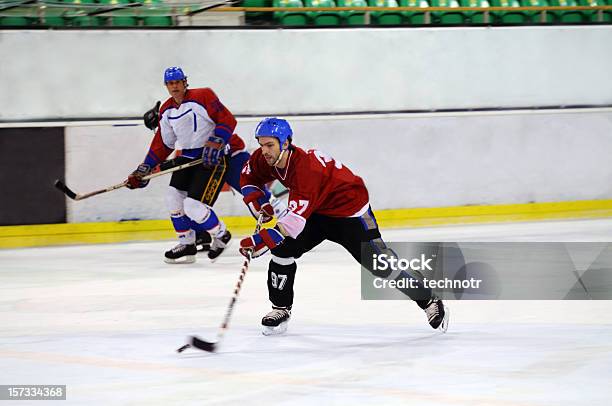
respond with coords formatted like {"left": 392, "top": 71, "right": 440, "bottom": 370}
{"left": 258, "top": 136, "right": 281, "bottom": 166}
{"left": 165, "top": 80, "right": 187, "bottom": 101}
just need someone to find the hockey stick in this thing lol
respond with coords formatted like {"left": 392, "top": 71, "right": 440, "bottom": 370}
{"left": 177, "top": 213, "right": 265, "bottom": 353}
{"left": 54, "top": 158, "right": 204, "bottom": 201}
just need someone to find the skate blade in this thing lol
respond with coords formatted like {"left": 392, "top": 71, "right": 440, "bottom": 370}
{"left": 437, "top": 305, "right": 450, "bottom": 333}
{"left": 164, "top": 255, "right": 196, "bottom": 264}
{"left": 209, "top": 240, "right": 233, "bottom": 263}
{"left": 262, "top": 321, "right": 288, "bottom": 336}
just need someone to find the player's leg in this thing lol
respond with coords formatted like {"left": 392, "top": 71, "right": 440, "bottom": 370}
{"left": 328, "top": 207, "right": 449, "bottom": 331}
{"left": 261, "top": 215, "right": 326, "bottom": 335}
{"left": 186, "top": 155, "right": 231, "bottom": 261}
{"left": 164, "top": 168, "right": 198, "bottom": 264}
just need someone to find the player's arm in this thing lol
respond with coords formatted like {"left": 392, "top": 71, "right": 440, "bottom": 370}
{"left": 126, "top": 113, "right": 175, "bottom": 189}
{"left": 240, "top": 164, "right": 318, "bottom": 257}
{"left": 239, "top": 155, "right": 276, "bottom": 218}
{"left": 201, "top": 88, "right": 237, "bottom": 166}
{"left": 238, "top": 191, "right": 311, "bottom": 258}
{"left": 240, "top": 159, "right": 274, "bottom": 223}
{"left": 273, "top": 157, "right": 321, "bottom": 238}
{"left": 238, "top": 155, "right": 285, "bottom": 257}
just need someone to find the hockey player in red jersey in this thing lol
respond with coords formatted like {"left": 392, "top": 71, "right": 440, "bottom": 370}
{"left": 239, "top": 117, "right": 449, "bottom": 335}
{"left": 126, "top": 67, "right": 236, "bottom": 264}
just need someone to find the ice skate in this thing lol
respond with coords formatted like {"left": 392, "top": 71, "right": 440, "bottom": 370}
{"left": 208, "top": 230, "right": 232, "bottom": 262}
{"left": 261, "top": 306, "right": 291, "bottom": 336}
{"left": 424, "top": 298, "right": 449, "bottom": 333}
{"left": 164, "top": 243, "right": 197, "bottom": 264}
{"left": 195, "top": 231, "right": 212, "bottom": 252}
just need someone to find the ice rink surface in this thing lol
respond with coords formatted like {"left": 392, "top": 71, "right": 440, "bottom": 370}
{"left": 1, "top": 219, "right": 612, "bottom": 405}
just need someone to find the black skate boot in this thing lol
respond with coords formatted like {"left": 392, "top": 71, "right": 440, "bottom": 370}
{"left": 262, "top": 306, "right": 291, "bottom": 336}
{"left": 424, "top": 298, "right": 449, "bottom": 332}
{"left": 195, "top": 231, "right": 212, "bottom": 252}
{"left": 164, "top": 243, "right": 197, "bottom": 264}
{"left": 208, "top": 230, "right": 232, "bottom": 262}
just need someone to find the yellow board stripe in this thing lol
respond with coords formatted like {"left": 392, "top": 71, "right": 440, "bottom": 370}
{"left": 376, "top": 199, "right": 612, "bottom": 228}
{"left": 1, "top": 199, "right": 612, "bottom": 249}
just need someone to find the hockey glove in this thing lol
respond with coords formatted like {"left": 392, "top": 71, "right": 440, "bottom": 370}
{"left": 143, "top": 101, "right": 161, "bottom": 131}
{"left": 202, "top": 135, "right": 226, "bottom": 167}
{"left": 241, "top": 187, "right": 275, "bottom": 223}
{"left": 158, "top": 155, "right": 193, "bottom": 172}
{"left": 239, "top": 227, "right": 284, "bottom": 258}
{"left": 126, "top": 163, "right": 152, "bottom": 189}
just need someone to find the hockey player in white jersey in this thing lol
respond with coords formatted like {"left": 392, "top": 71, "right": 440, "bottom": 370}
{"left": 126, "top": 67, "right": 237, "bottom": 264}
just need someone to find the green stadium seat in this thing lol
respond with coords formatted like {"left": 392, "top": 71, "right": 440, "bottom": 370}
{"left": 368, "top": 0, "right": 403, "bottom": 25}
{"left": 519, "top": 0, "right": 555, "bottom": 23}
{"left": 548, "top": 0, "right": 588, "bottom": 22}
{"left": 138, "top": 0, "right": 173, "bottom": 26}
{"left": 243, "top": 0, "right": 273, "bottom": 23}
{"left": 40, "top": 0, "right": 67, "bottom": 26}
{"left": 337, "top": 0, "right": 368, "bottom": 25}
{"left": 577, "top": 0, "right": 612, "bottom": 22}
{"left": 460, "top": 0, "right": 493, "bottom": 23}
{"left": 273, "top": 0, "right": 309, "bottom": 25}
{"left": 0, "top": 16, "right": 32, "bottom": 26}
{"left": 64, "top": 0, "right": 103, "bottom": 27}
{"left": 97, "top": 0, "right": 138, "bottom": 26}
{"left": 399, "top": 0, "right": 431, "bottom": 24}
{"left": 305, "top": 0, "right": 342, "bottom": 25}
{"left": 490, "top": 0, "right": 528, "bottom": 24}
{"left": 429, "top": 0, "right": 465, "bottom": 24}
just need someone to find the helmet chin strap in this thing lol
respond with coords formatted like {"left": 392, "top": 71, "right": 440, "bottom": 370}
{"left": 272, "top": 149, "right": 286, "bottom": 167}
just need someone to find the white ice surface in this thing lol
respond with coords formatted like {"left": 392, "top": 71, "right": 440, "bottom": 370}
{"left": 1, "top": 219, "right": 612, "bottom": 405}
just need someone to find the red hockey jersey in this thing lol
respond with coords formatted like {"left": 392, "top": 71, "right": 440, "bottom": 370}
{"left": 240, "top": 146, "right": 370, "bottom": 238}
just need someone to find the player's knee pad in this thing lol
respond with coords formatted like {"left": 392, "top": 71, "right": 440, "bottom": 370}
{"left": 166, "top": 186, "right": 187, "bottom": 215}
{"left": 268, "top": 256, "right": 297, "bottom": 308}
{"left": 183, "top": 197, "right": 211, "bottom": 224}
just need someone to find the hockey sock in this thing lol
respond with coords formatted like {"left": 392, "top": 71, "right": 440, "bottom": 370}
{"left": 170, "top": 212, "right": 195, "bottom": 244}
{"left": 268, "top": 256, "right": 297, "bottom": 308}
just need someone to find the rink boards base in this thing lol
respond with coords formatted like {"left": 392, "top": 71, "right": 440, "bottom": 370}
{"left": 2, "top": 199, "right": 612, "bottom": 249}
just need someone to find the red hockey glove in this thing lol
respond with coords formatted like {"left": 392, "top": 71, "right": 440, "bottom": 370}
{"left": 239, "top": 228, "right": 285, "bottom": 258}
{"left": 126, "top": 163, "right": 151, "bottom": 189}
{"left": 242, "top": 187, "right": 274, "bottom": 223}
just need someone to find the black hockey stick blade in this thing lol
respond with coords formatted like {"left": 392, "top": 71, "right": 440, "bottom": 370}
{"left": 54, "top": 179, "right": 77, "bottom": 200}
{"left": 177, "top": 336, "right": 217, "bottom": 353}
{"left": 190, "top": 336, "right": 217, "bottom": 352}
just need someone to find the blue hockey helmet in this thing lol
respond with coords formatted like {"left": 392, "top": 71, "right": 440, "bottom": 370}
{"left": 164, "top": 66, "right": 187, "bottom": 83}
{"left": 255, "top": 117, "right": 293, "bottom": 150}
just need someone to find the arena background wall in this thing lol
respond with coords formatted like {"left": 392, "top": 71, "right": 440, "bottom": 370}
{"left": 1, "top": 26, "right": 611, "bottom": 246}
{"left": 60, "top": 110, "right": 612, "bottom": 222}
{"left": 1, "top": 26, "right": 611, "bottom": 121}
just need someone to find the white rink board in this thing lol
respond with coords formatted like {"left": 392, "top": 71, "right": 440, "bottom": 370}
{"left": 65, "top": 110, "right": 612, "bottom": 222}
{"left": 2, "top": 26, "right": 612, "bottom": 121}
{"left": 1, "top": 220, "right": 611, "bottom": 405}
